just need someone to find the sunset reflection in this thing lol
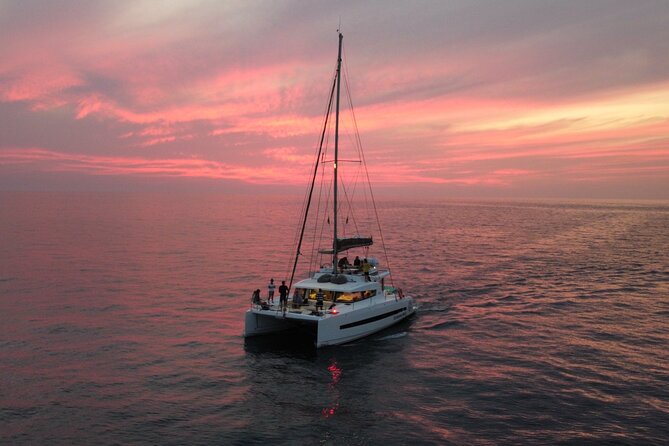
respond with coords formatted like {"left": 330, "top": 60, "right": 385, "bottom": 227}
{"left": 321, "top": 358, "right": 342, "bottom": 418}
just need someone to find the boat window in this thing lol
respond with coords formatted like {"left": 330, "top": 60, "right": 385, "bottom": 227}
{"left": 362, "top": 290, "right": 377, "bottom": 299}
{"left": 307, "top": 289, "right": 334, "bottom": 301}
{"left": 306, "top": 289, "right": 377, "bottom": 303}
{"left": 335, "top": 292, "right": 356, "bottom": 303}
{"left": 331, "top": 290, "right": 377, "bottom": 303}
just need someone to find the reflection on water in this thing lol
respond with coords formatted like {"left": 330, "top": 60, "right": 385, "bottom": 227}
{"left": 322, "top": 359, "right": 342, "bottom": 418}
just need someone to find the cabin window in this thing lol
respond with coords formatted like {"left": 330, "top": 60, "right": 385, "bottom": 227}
{"left": 304, "top": 289, "right": 377, "bottom": 303}
{"left": 361, "top": 290, "right": 377, "bottom": 299}
{"left": 307, "top": 289, "right": 334, "bottom": 301}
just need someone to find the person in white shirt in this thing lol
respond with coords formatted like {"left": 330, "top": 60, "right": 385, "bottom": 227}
{"left": 267, "top": 278, "right": 276, "bottom": 303}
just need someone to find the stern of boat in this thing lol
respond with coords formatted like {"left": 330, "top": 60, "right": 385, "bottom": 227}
{"left": 244, "top": 309, "right": 290, "bottom": 337}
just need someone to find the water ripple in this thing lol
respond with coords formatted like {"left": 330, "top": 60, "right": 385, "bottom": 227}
{"left": 1, "top": 194, "right": 668, "bottom": 444}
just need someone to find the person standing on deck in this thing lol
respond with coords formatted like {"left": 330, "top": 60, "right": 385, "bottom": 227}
{"left": 279, "top": 281, "right": 289, "bottom": 310}
{"left": 362, "top": 259, "right": 371, "bottom": 281}
{"left": 316, "top": 289, "right": 324, "bottom": 311}
{"left": 268, "top": 278, "right": 276, "bottom": 303}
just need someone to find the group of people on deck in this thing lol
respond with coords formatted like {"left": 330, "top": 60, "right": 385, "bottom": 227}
{"left": 252, "top": 254, "right": 372, "bottom": 308}
{"left": 251, "top": 278, "right": 289, "bottom": 309}
{"left": 337, "top": 255, "right": 371, "bottom": 280}
{"left": 252, "top": 282, "right": 334, "bottom": 315}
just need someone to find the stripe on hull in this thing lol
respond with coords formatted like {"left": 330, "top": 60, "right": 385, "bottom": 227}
{"left": 339, "top": 307, "right": 407, "bottom": 330}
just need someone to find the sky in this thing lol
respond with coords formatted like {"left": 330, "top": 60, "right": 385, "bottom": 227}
{"left": 1, "top": 0, "right": 668, "bottom": 199}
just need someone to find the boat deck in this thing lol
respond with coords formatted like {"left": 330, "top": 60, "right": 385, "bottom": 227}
{"left": 251, "top": 290, "right": 402, "bottom": 318}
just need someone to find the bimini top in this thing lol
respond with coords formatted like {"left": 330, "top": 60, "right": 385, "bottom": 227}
{"left": 319, "top": 236, "right": 373, "bottom": 254}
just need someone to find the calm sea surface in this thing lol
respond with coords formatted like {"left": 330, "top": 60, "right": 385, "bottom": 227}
{"left": 1, "top": 192, "right": 668, "bottom": 445}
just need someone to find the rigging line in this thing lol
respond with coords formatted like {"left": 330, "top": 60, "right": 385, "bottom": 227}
{"left": 287, "top": 70, "right": 337, "bottom": 292}
{"left": 341, "top": 66, "right": 367, "bottom": 224}
{"left": 341, "top": 130, "right": 361, "bottom": 206}
{"left": 314, "top": 174, "right": 333, "bottom": 272}
{"left": 303, "top": 133, "right": 328, "bottom": 278}
{"left": 310, "top": 113, "right": 333, "bottom": 273}
{"left": 293, "top": 76, "right": 333, "bottom": 233}
{"left": 321, "top": 173, "right": 333, "bottom": 244}
{"left": 340, "top": 178, "right": 361, "bottom": 236}
{"left": 345, "top": 85, "right": 371, "bottom": 222}
{"left": 359, "top": 130, "right": 394, "bottom": 287}
{"left": 340, "top": 182, "right": 350, "bottom": 236}
{"left": 286, "top": 64, "right": 338, "bottom": 283}
{"left": 337, "top": 155, "right": 361, "bottom": 234}
{"left": 310, "top": 116, "right": 332, "bottom": 274}
{"left": 310, "top": 143, "right": 332, "bottom": 274}
{"left": 286, "top": 168, "right": 315, "bottom": 281}
{"left": 337, "top": 162, "right": 361, "bottom": 237}
{"left": 290, "top": 55, "right": 341, "bottom": 281}
{"left": 341, "top": 67, "right": 360, "bottom": 235}
{"left": 339, "top": 159, "right": 359, "bottom": 232}
{"left": 342, "top": 54, "right": 375, "bottom": 252}
{"left": 343, "top": 54, "right": 395, "bottom": 287}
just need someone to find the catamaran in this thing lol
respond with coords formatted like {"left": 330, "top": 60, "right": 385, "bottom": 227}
{"left": 243, "top": 32, "right": 416, "bottom": 347}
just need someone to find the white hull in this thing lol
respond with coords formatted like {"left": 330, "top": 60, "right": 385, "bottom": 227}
{"left": 244, "top": 294, "right": 416, "bottom": 347}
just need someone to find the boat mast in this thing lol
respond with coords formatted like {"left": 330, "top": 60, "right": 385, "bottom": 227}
{"left": 332, "top": 32, "right": 343, "bottom": 274}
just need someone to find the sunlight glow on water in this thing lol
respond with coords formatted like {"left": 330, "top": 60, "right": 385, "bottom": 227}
{"left": 1, "top": 192, "right": 668, "bottom": 445}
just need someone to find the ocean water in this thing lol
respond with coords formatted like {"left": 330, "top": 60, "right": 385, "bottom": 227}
{"left": 1, "top": 192, "right": 668, "bottom": 445}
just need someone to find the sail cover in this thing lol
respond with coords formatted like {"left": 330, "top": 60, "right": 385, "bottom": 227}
{"left": 320, "top": 236, "right": 373, "bottom": 254}
{"left": 337, "top": 236, "right": 373, "bottom": 251}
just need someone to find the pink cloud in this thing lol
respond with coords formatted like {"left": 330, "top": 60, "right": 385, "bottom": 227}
{"left": 1, "top": 2, "right": 668, "bottom": 198}
{"left": 0, "top": 147, "right": 291, "bottom": 184}
{"left": 0, "top": 67, "right": 82, "bottom": 108}
{"left": 262, "top": 147, "right": 313, "bottom": 165}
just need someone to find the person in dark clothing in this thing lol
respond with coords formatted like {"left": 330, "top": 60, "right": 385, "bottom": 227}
{"left": 337, "top": 256, "right": 349, "bottom": 272}
{"left": 279, "top": 281, "right": 289, "bottom": 309}
{"left": 251, "top": 288, "right": 261, "bottom": 305}
{"left": 353, "top": 256, "right": 361, "bottom": 268}
{"left": 316, "top": 289, "right": 324, "bottom": 311}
